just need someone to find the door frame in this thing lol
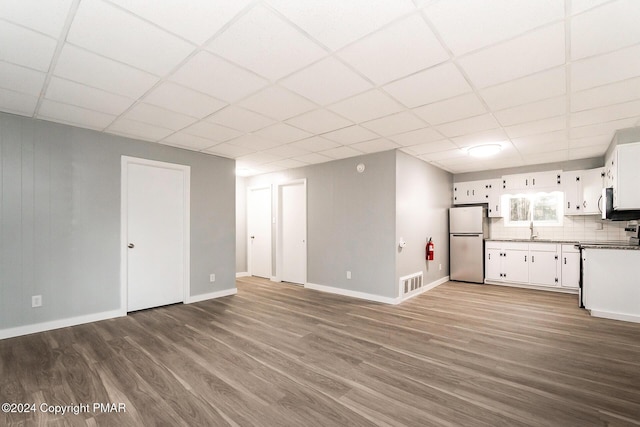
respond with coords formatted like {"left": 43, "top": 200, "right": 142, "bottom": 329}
{"left": 275, "top": 179, "right": 307, "bottom": 284}
{"left": 120, "top": 156, "right": 191, "bottom": 314}
{"left": 247, "top": 184, "right": 273, "bottom": 279}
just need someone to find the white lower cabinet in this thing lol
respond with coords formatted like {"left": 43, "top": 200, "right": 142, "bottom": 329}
{"left": 485, "top": 241, "right": 578, "bottom": 291}
{"left": 561, "top": 244, "right": 580, "bottom": 289}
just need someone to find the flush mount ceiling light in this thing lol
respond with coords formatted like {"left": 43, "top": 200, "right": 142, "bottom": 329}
{"left": 467, "top": 144, "right": 502, "bottom": 158}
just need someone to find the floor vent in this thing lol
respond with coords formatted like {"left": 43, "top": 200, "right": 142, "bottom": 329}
{"left": 399, "top": 272, "right": 424, "bottom": 298}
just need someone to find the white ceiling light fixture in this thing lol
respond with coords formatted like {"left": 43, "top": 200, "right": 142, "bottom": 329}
{"left": 467, "top": 143, "right": 502, "bottom": 158}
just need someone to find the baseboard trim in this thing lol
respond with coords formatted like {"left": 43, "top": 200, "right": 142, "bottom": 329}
{"left": 400, "top": 275, "right": 449, "bottom": 302}
{"left": 235, "top": 272, "right": 249, "bottom": 278}
{"left": 305, "top": 282, "right": 398, "bottom": 304}
{"left": 0, "top": 309, "right": 125, "bottom": 340}
{"left": 484, "top": 280, "right": 579, "bottom": 294}
{"left": 589, "top": 310, "right": 640, "bottom": 323}
{"left": 186, "top": 288, "right": 237, "bottom": 304}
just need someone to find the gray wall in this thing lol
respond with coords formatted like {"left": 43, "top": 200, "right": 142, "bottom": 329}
{"left": 395, "top": 151, "right": 452, "bottom": 287}
{"left": 245, "top": 150, "right": 398, "bottom": 298}
{"left": 235, "top": 176, "right": 247, "bottom": 273}
{"left": 0, "top": 113, "right": 236, "bottom": 331}
{"left": 454, "top": 157, "right": 603, "bottom": 182}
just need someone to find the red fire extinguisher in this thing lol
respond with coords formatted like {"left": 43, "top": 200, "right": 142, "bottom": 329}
{"left": 426, "top": 238, "right": 435, "bottom": 261}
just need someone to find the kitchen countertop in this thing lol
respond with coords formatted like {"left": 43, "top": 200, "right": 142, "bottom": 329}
{"left": 486, "top": 238, "right": 640, "bottom": 250}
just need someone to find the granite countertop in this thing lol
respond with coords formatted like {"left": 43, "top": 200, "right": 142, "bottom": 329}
{"left": 485, "top": 238, "right": 640, "bottom": 250}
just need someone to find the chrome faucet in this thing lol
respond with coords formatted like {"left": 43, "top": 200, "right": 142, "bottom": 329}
{"left": 529, "top": 221, "right": 538, "bottom": 240}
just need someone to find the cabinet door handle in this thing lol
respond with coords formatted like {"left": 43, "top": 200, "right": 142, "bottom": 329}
{"left": 472, "top": 190, "right": 475, "bottom": 195}
{"left": 583, "top": 200, "right": 587, "bottom": 208}
{"left": 488, "top": 253, "right": 491, "bottom": 260}
{"left": 567, "top": 202, "right": 570, "bottom": 209}
{"left": 524, "top": 255, "right": 527, "bottom": 262}
{"left": 532, "top": 255, "right": 535, "bottom": 263}
{"left": 526, "top": 179, "right": 528, "bottom": 186}
{"left": 533, "top": 178, "right": 536, "bottom": 186}
{"left": 467, "top": 190, "right": 469, "bottom": 196}
{"left": 564, "top": 257, "right": 567, "bottom": 265}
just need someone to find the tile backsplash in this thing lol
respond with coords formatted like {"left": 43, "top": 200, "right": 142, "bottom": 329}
{"left": 489, "top": 215, "right": 627, "bottom": 242}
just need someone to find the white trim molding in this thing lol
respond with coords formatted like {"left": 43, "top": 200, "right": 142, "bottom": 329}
{"left": 186, "top": 288, "right": 237, "bottom": 304}
{"left": 236, "top": 272, "right": 250, "bottom": 278}
{"left": 306, "top": 276, "right": 449, "bottom": 305}
{"left": 589, "top": 310, "right": 640, "bottom": 323}
{"left": 0, "top": 309, "right": 125, "bottom": 340}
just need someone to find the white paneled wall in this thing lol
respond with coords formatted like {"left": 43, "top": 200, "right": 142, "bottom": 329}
{"left": 489, "top": 216, "right": 627, "bottom": 242}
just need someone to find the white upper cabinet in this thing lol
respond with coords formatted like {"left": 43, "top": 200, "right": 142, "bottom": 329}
{"left": 453, "top": 179, "right": 503, "bottom": 217}
{"left": 501, "top": 171, "right": 562, "bottom": 191}
{"left": 606, "top": 142, "right": 640, "bottom": 210}
{"left": 562, "top": 167, "right": 604, "bottom": 216}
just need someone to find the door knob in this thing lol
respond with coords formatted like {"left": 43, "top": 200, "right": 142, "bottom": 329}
{"left": 250, "top": 236, "right": 255, "bottom": 239}
{"left": 128, "top": 243, "right": 135, "bottom": 248}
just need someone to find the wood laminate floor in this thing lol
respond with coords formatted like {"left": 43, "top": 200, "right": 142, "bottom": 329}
{"left": 1, "top": 278, "right": 640, "bottom": 426}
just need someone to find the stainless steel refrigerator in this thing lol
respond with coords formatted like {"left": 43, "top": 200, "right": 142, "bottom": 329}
{"left": 449, "top": 206, "right": 487, "bottom": 283}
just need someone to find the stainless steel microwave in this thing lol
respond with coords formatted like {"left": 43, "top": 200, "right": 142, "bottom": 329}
{"left": 602, "top": 188, "right": 640, "bottom": 221}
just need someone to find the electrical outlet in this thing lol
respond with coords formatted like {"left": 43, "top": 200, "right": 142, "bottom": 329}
{"left": 346, "top": 271, "right": 351, "bottom": 279}
{"left": 209, "top": 274, "right": 216, "bottom": 283}
{"left": 32, "top": 295, "right": 42, "bottom": 308}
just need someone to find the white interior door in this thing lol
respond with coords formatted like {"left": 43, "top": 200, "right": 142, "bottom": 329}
{"left": 123, "top": 158, "right": 189, "bottom": 312}
{"left": 279, "top": 181, "right": 306, "bottom": 285}
{"left": 248, "top": 186, "right": 272, "bottom": 278}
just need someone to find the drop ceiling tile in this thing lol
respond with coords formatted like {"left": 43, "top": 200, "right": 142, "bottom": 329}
{"left": 45, "top": 77, "right": 134, "bottom": 116}
{"left": 290, "top": 136, "right": 341, "bottom": 152}
{"left": 571, "top": 0, "right": 640, "bottom": 60}
{"left": 262, "top": 144, "right": 311, "bottom": 158}
{"left": 238, "top": 85, "right": 317, "bottom": 121}
{"left": 181, "top": 120, "right": 242, "bottom": 142}
{"left": 337, "top": 14, "right": 448, "bottom": 85}
{"left": 571, "top": 44, "right": 640, "bottom": 91}
{"left": 361, "top": 112, "right": 427, "bottom": 136}
{"left": 504, "top": 115, "right": 566, "bottom": 139}
{"left": 236, "top": 152, "right": 282, "bottom": 166}
{"left": 108, "top": 0, "right": 253, "bottom": 45}
{"left": 351, "top": 138, "right": 400, "bottom": 153}
{"left": 436, "top": 114, "right": 499, "bottom": 138}
{"left": 480, "top": 67, "right": 566, "bottom": 110}
{"left": 458, "top": 23, "right": 565, "bottom": 89}
{"left": 280, "top": 57, "right": 372, "bottom": 105}
{"left": 251, "top": 163, "right": 288, "bottom": 174}
{"left": 161, "top": 132, "right": 218, "bottom": 151}
{"left": 571, "top": 77, "right": 640, "bottom": 112}
{"left": 322, "top": 125, "right": 379, "bottom": 144}
{"left": 511, "top": 130, "right": 567, "bottom": 153}
{"left": 0, "top": 87, "right": 38, "bottom": 116}
{"left": 569, "top": 135, "right": 611, "bottom": 148}
{"left": 202, "top": 142, "right": 252, "bottom": 158}
{"left": 570, "top": 117, "right": 638, "bottom": 139}
{"left": 143, "top": 82, "right": 226, "bottom": 119}
{"left": 413, "top": 93, "right": 486, "bottom": 125}
{"left": 327, "top": 89, "right": 404, "bottom": 123}
{"left": 0, "top": 0, "right": 73, "bottom": 37}
{"left": 207, "top": 5, "right": 326, "bottom": 80}
{"left": 53, "top": 45, "right": 159, "bottom": 98}
{"left": 207, "top": 106, "right": 275, "bottom": 132}
{"left": 0, "top": 21, "right": 57, "bottom": 71}
{"left": 265, "top": 0, "right": 415, "bottom": 50}
{"left": 451, "top": 128, "right": 510, "bottom": 148}
{"left": 320, "top": 145, "right": 363, "bottom": 160}
{"left": 293, "top": 152, "right": 333, "bottom": 164}
{"left": 425, "top": 0, "right": 564, "bottom": 56}
{"left": 68, "top": 0, "right": 194, "bottom": 75}
{"left": 383, "top": 63, "right": 471, "bottom": 108}
{"left": 570, "top": 100, "right": 640, "bottom": 127}
{"left": 285, "top": 109, "right": 352, "bottom": 134}
{"left": 267, "top": 158, "right": 308, "bottom": 170}
{"left": 522, "top": 150, "right": 569, "bottom": 164}
{"left": 0, "top": 62, "right": 46, "bottom": 96}
{"left": 123, "top": 103, "right": 198, "bottom": 131}
{"left": 420, "top": 148, "right": 466, "bottom": 162}
{"left": 170, "top": 51, "right": 268, "bottom": 102}
{"left": 495, "top": 96, "right": 567, "bottom": 126}
{"left": 405, "top": 139, "right": 458, "bottom": 155}
{"left": 571, "top": 0, "right": 611, "bottom": 14}
{"left": 389, "top": 127, "right": 443, "bottom": 147}
{"left": 254, "top": 123, "right": 312, "bottom": 144}
{"left": 568, "top": 144, "right": 608, "bottom": 160}
{"left": 38, "top": 100, "right": 116, "bottom": 130}
{"left": 107, "top": 118, "right": 174, "bottom": 141}
{"left": 229, "top": 134, "right": 286, "bottom": 150}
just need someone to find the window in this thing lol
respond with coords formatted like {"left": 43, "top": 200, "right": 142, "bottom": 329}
{"left": 503, "top": 191, "right": 564, "bottom": 226}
